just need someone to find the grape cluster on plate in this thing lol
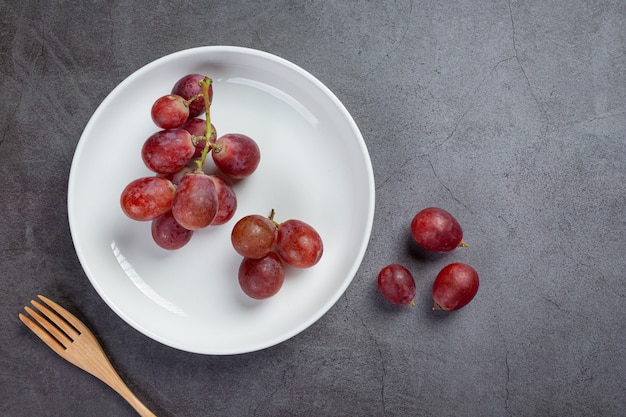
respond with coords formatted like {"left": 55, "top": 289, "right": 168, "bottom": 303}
{"left": 120, "top": 73, "right": 260, "bottom": 250}
{"left": 232, "top": 210, "right": 323, "bottom": 299}
{"left": 119, "top": 73, "right": 325, "bottom": 301}
{"left": 377, "top": 207, "right": 479, "bottom": 311}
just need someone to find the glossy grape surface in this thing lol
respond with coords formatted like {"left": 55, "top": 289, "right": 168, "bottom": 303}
{"left": 150, "top": 94, "right": 189, "bottom": 129}
{"left": 209, "top": 175, "right": 237, "bottom": 226}
{"left": 212, "top": 133, "right": 260, "bottom": 179}
{"left": 432, "top": 263, "right": 479, "bottom": 311}
{"left": 141, "top": 129, "right": 195, "bottom": 175}
{"left": 377, "top": 264, "right": 416, "bottom": 306}
{"left": 411, "top": 207, "right": 463, "bottom": 252}
{"left": 231, "top": 214, "right": 277, "bottom": 259}
{"left": 171, "top": 73, "right": 210, "bottom": 118}
{"left": 171, "top": 173, "right": 218, "bottom": 230}
{"left": 151, "top": 211, "right": 193, "bottom": 250}
{"left": 120, "top": 176, "right": 176, "bottom": 221}
{"left": 238, "top": 252, "right": 285, "bottom": 299}
{"left": 276, "top": 219, "right": 323, "bottom": 268}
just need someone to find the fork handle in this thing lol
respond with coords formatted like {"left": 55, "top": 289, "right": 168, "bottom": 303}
{"left": 106, "top": 376, "right": 157, "bottom": 417}
{"left": 84, "top": 355, "right": 157, "bottom": 417}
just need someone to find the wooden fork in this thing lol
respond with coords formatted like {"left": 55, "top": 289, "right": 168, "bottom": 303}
{"left": 19, "top": 295, "right": 157, "bottom": 417}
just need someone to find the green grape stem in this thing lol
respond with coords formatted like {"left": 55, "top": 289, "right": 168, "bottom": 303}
{"left": 196, "top": 76, "right": 217, "bottom": 172}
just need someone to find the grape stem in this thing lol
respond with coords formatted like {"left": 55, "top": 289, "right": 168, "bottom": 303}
{"left": 196, "top": 77, "right": 217, "bottom": 172}
{"left": 268, "top": 208, "right": 279, "bottom": 227}
{"left": 186, "top": 92, "right": 203, "bottom": 106}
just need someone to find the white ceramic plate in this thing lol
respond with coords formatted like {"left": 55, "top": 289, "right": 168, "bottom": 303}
{"left": 68, "top": 46, "right": 374, "bottom": 355}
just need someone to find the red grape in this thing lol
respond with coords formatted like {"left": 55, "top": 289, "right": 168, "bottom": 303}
{"left": 181, "top": 118, "right": 217, "bottom": 158}
{"left": 238, "top": 252, "right": 285, "bottom": 299}
{"left": 377, "top": 264, "right": 416, "bottom": 306}
{"left": 120, "top": 177, "right": 176, "bottom": 221}
{"left": 209, "top": 175, "right": 237, "bottom": 226}
{"left": 432, "top": 263, "right": 479, "bottom": 311}
{"left": 212, "top": 133, "right": 261, "bottom": 179}
{"left": 171, "top": 73, "right": 210, "bottom": 118}
{"left": 150, "top": 94, "right": 189, "bottom": 129}
{"left": 410, "top": 207, "right": 465, "bottom": 252}
{"left": 141, "top": 129, "right": 195, "bottom": 175}
{"left": 231, "top": 214, "right": 277, "bottom": 259}
{"left": 151, "top": 211, "right": 193, "bottom": 250}
{"left": 276, "top": 219, "right": 323, "bottom": 268}
{"left": 171, "top": 173, "right": 218, "bottom": 230}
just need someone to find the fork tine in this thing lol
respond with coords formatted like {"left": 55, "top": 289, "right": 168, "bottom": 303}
{"left": 24, "top": 304, "right": 74, "bottom": 347}
{"left": 37, "top": 295, "right": 86, "bottom": 335}
{"left": 31, "top": 298, "right": 80, "bottom": 340}
{"left": 18, "top": 312, "right": 67, "bottom": 356}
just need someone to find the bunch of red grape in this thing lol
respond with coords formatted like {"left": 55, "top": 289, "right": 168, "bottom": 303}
{"left": 231, "top": 209, "right": 323, "bottom": 299}
{"left": 120, "top": 74, "right": 260, "bottom": 250}
{"left": 377, "top": 207, "right": 479, "bottom": 311}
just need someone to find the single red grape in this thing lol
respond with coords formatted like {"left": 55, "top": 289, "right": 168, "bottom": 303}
{"left": 377, "top": 264, "right": 416, "bottom": 306}
{"left": 150, "top": 94, "right": 189, "bottom": 129}
{"left": 238, "top": 252, "right": 285, "bottom": 299}
{"left": 231, "top": 214, "right": 277, "bottom": 259}
{"left": 276, "top": 219, "right": 323, "bottom": 268}
{"left": 171, "top": 73, "right": 210, "bottom": 118}
{"left": 212, "top": 133, "right": 261, "bottom": 179}
{"left": 432, "top": 263, "right": 479, "bottom": 311}
{"left": 151, "top": 211, "right": 193, "bottom": 250}
{"left": 411, "top": 207, "right": 465, "bottom": 252}
{"left": 171, "top": 173, "right": 218, "bottom": 230}
{"left": 209, "top": 175, "right": 237, "bottom": 226}
{"left": 141, "top": 128, "right": 195, "bottom": 175}
{"left": 120, "top": 176, "right": 175, "bottom": 221}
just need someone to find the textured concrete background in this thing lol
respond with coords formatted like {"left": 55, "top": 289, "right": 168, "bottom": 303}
{"left": 1, "top": 1, "right": 625, "bottom": 416}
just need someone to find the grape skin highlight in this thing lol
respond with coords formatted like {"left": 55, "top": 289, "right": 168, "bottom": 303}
{"left": 150, "top": 94, "right": 190, "bottom": 129}
{"left": 411, "top": 207, "right": 464, "bottom": 252}
{"left": 120, "top": 176, "right": 176, "bottom": 221}
{"left": 432, "top": 263, "right": 479, "bottom": 311}
{"left": 231, "top": 214, "right": 277, "bottom": 259}
{"left": 276, "top": 219, "right": 323, "bottom": 268}
{"left": 171, "top": 173, "right": 218, "bottom": 230}
{"left": 238, "top": 252, "right": 285, "bottom": 300}
{"left": 151, "top": 211, "right": 193, "bottom": 250}
{"left": 209, "top": 175, "right": 237, "bottom": 226}
{"left": 212, "top": 133, "right": 261, "bottom": 179}
{"left": 377, "top": 264, "right": 416, "bottom": 306}
{"left": 171, "top": 73, "right": 209, "bottom": 118}
{"left": 141, "top": 129, "right": 195, "bottom": 175}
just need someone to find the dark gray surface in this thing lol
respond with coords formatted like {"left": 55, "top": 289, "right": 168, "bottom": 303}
{"left": 1, "top": 1, "right": 625, "bottom": 416}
